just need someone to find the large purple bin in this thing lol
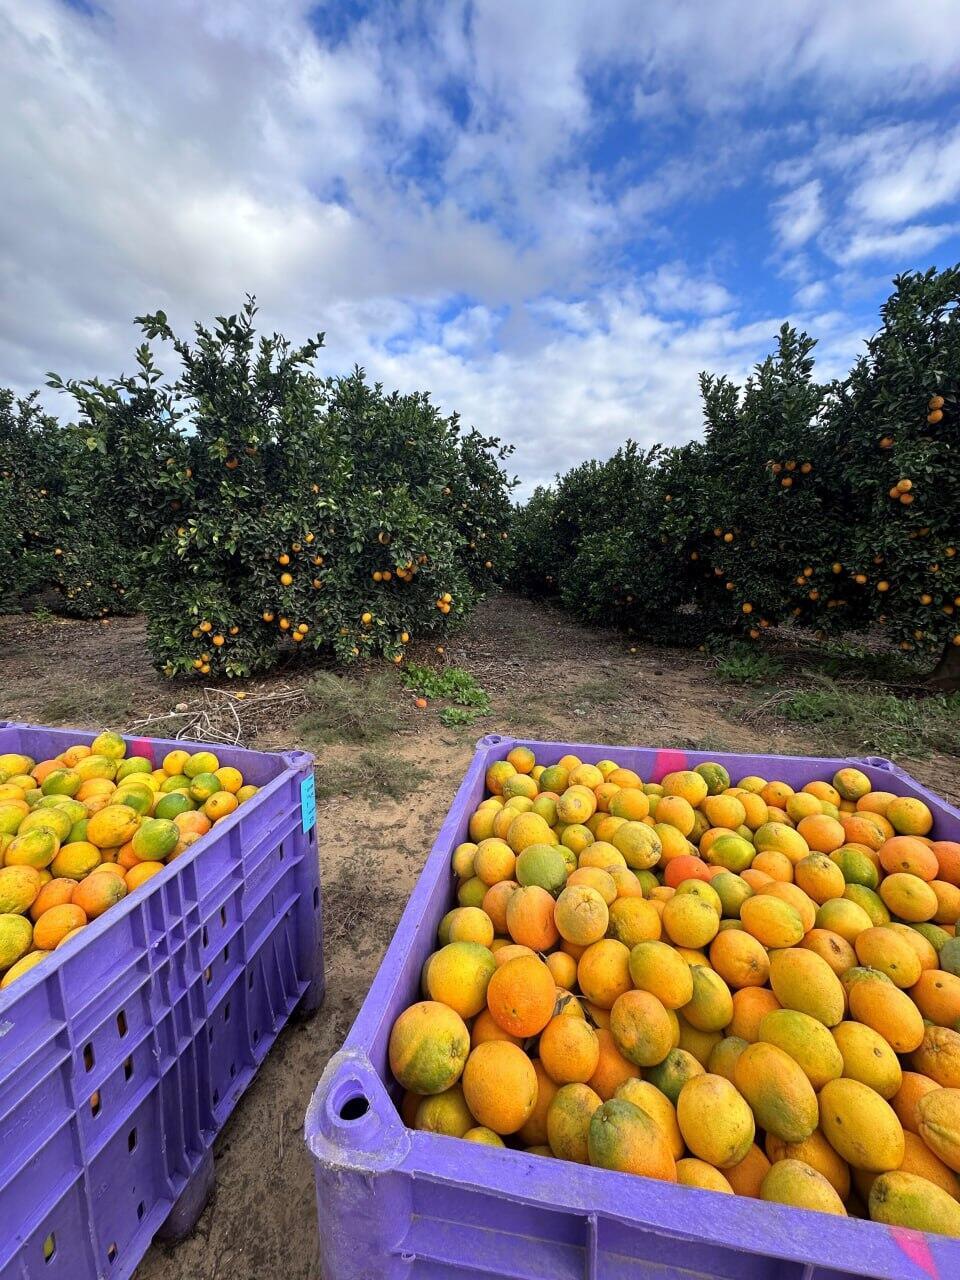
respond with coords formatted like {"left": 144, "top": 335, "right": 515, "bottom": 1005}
{"left": 306, "top": 735, "right": 960, "bottom": 1280}
{"left": 0, "top": 722, "right": 323, "bottom": 1280}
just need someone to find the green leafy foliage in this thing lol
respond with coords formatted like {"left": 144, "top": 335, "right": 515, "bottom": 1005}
{"left": 401, "top": 663, "right": 491, "bottom": 709}
{"left": 512, "top": 267, "right": 960, "bottom": 679}
{"left": 0, "top": 389, "right": 139, "bottom": 617}
{"left": 38, "top": 298, "right": 514, "bottom": 676}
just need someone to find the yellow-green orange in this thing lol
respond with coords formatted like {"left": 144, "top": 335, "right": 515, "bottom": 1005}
{"left": 388, "top": 1001, "right": 470, "bottom": 1095}
{"left": 869, "top": 1171, "right": 960, "bottom": 1236}
{"left": 761, "top": 1160, "right": 846, "bottom": 1216}
{"left": 759, "top": 1009, "right": 843, "bottom": 1089}
{"left": 734, "top": 1042, "right": 818, "bottom": 1142}
{"left": 818, "top": 1079, "right": 905, "bottom": 1172}
{"left": 677, "top": 1073, "right": 755, "bottom": 1168}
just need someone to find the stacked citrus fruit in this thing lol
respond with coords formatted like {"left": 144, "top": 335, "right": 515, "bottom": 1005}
{"left": 0, "top": 732, "right": 258, "bottom": 990}
{"left": 389, "top": 748, "right": 960, "bottom": 1237}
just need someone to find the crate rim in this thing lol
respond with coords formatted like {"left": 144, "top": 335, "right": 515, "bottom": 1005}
{"left": 0, "top": 721, "right": 313, "bottom": 1014}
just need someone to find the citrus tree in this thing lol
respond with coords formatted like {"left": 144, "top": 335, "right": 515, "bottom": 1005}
{"left": 52, "top": 299, "right": 515, "bottom": 676}
{"left": 511, "top": 268, "right": 960, "bottom": 687}
{"left": 820, "top": 268, "right": 959, "bottom": 686}
{"left": 0, "top": 387, "right": 139, "bottom": 617}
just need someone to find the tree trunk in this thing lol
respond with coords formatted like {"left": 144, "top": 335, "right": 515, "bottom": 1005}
{"left": 926, "top": 641, "right": 960, "bottom": 693}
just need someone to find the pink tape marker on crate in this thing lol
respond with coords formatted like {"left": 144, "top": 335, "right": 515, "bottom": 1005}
{"left": 889, "top": 1228, "right": 939, "bottom": 1280}
{"left": 128, "top": 737, "right": 156, "bottom": 764}
{"left": 650, "top": 748, "right": 688, "bottom": 782}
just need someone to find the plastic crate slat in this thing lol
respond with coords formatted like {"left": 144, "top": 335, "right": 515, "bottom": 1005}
{"left": 0, "top": 725, "right": 323, "bottom": 1280}
{"left": 307, "top": 736, "right": 960, "bottom": 1280}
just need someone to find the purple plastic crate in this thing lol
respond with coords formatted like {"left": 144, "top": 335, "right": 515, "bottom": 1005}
{"left": 0, "top": 722, "right": 324, "bottom": 1280}
{"left": 307, "top": 735, "right": 960, "bottom": 1280}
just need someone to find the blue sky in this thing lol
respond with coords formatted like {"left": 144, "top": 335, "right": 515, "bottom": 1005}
{"left": 2, "top": 1, "right": 960, "bottom": 493}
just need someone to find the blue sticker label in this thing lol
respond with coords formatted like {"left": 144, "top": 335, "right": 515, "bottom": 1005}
{"left": 300, "top": 773, "right": 316, "bottom": 833}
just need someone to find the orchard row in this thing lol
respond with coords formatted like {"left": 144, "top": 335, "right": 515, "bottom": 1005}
{"left": 0, "top": 301, "right": 515, "bottom": 675}
{"left": 511, "top": 267, "right": 960, "bottom": 684}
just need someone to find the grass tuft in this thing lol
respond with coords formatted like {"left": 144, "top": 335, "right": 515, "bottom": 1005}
{"left": 298, "top": 672, "right": 400, "bottom": 745}
{"left": 34, "top": 679, "right": 135, "bottom": 728}
{"left": 314, "top": 749, "right": 430, "bottom": 801}
{"left": 769, "top": 674, "right": 960, "bottom": 758}
{"left": 713, "top": 642, "right": 785, "bottom": 685}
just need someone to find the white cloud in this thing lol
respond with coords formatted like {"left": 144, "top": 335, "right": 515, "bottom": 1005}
{"left": 832, "top": 222, "right": 959, "bottom": 265}
{"left": 794, "top": 281, "right": 828, "bottom": 308}
{"left": 846, "top": 125, "right": 960, "bottom": 226}
{"left": 643, "top": 264, "right": 735, "bottom": 316}
{"left": 0, "top": 0, "right": 957, "bottom": 505}
{"left": 773, "top": 180, "right": 825, "bottom": 249}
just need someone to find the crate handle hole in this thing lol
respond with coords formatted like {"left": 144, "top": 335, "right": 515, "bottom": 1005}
{"left": 338, "top": 1094, "right": 370, "bottom": 1122}
{"left": 42, "top": 1233, "right": 56, "bottom": 1263}
{"left": 116, "top": 1010, "right": 128, "bottom": 1038}
{"left": 82, "top": 1043, "right": 94, "bottom": 1072}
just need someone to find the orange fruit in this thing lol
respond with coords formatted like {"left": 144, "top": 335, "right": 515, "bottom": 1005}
{"left": 486, "top": 955, "right": 556, "bottom": 1037}
{"left": 461, "top": 1042, "right": 537, "bottom": 1134}
{"left": 538, "top": 1014, "right": 601, "bottom": 1084}
{"left": 72, "top": 872, "right": 128, "bottom": 919}
{"left": 202, "top": 791, "right": 239, "bottom": 822}
{"left": 125, "top": 861, "right": 166, "bottom": 891}
{"left": 33, "top": 903, "right": 88, "bottom": 950}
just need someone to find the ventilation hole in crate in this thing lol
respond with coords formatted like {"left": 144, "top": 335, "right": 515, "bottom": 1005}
{"left": 204, "top": 967, "right": 212, "bottom": 984}
{"left": 116, "top": 1010, "right": 128, "bottom": 1038}
{"left": 83, "top": 1043, "right": 95, "bottom": 1071}
{"left": 220, "top": 906, "right": 227, "bottom": 927}
{"left": 123, "top": 1056, "right": 133, "bottom": 1081}
{"left": 339, "top": 1095, "right": 370, "bottom": 1122}
{"left": 127, "top": 1128, "right": 137, "bottom": 1152}
{"left": 212, "top": 1089, "right": 220, "bottom": 1106}
{"left": 253, "top": 1029, "right": 261, "bottom": 1046}
{"left": 90, "top": 1090, "right": 101, "bottom": 1117}
{"left": 229, "top": 1063, "right": 236, "bottom": 1079}
{"left": 42, "top": 1233, "right": 56, "bottom": 1263}
{"left": 248, "top": 971, "right": 254, "bottom": 990}
{"left": 208, "top": 1027, "right": 214, "bottom": 1044}
{"left": 313, "top": 887, "right": 320, "bottom": 910}
{"left": 107, "top": 1242, "right": 117, "bottom": 1265}
{"left": 136, "top": 1202, "right": 145, "bottom": 1222}
{"left": 224, "top": 1001, "right": 231, "bottom": 1022}
{"left": 222, "top": 944, "right": 229, "bottom": 963}
{"left": 201, "top": 926, "right": 208, "bottom": 947}
{"left": 279, "top": 841, "right": 285, "bottom": 860}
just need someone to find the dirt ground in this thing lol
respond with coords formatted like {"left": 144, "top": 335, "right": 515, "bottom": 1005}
{"left": 1, "top": 594, "right": 958, "bottom": 1278}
